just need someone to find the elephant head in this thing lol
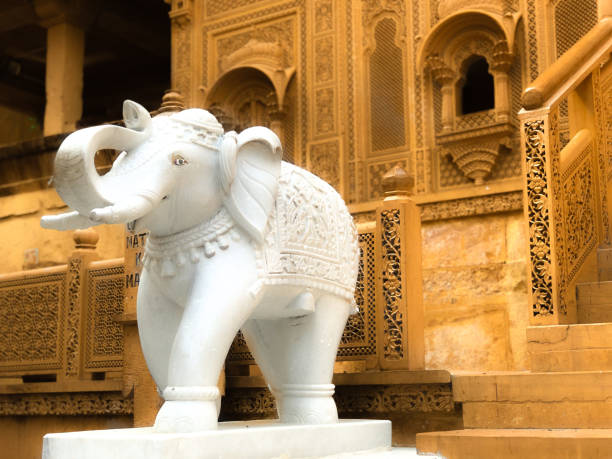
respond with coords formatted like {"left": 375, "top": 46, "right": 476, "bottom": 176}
{"left": 42, "top": 100, "right": 283, "bottom": 241}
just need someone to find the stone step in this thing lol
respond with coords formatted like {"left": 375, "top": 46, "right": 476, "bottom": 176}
{"left": 576, "top": 280, "right": 612, "bottom": 323}
{"left": 453, "top": 371, "right": 612, "bottom": 428}
{"left": 527, "top": 323, "right": 612, "bottom": 371}
{"left": 416, "top": 428, "right": 612, "bottom": 459}
{"left": 598, "top": 247, "right": 612, "bottom": 282}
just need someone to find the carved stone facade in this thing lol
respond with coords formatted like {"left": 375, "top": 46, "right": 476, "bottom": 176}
{"left": 159, "top": 0, "right": 605, "bottom": 371}
{"left": 0, "top": 392, "right": 133, "bottom": 416}
{"left": 220, "top": 383, "right": 454, "bottom": 420}
{"left": 161, "top": 0, "right": 597, "bottom": 207}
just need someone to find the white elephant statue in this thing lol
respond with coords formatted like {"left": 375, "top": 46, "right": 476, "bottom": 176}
{"left": 41, "top": 101, "right": 359, "bottom": 433}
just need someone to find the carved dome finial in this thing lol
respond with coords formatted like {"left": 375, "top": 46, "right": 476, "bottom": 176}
{"left": 158, "top": 89, "right": 185, "bottom": 113}
{"left": 382, "top": 165, "right": 414, "bottom": 199}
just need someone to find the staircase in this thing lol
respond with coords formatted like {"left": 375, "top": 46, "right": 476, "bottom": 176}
{"left": 416, "top": 248, "right": 612, "bottom": 458}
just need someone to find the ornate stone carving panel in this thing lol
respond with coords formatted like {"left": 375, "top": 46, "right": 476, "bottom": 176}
{"left": 524, "top": 118, "right": 554, "bottom": 317}
{"left": 171, "top": 8, "right": 193, "bottom": 103}
{"left": 562, "top": 146, "right": 596, "bottom": 283}
{"left": 314, "top": 87, "right": 336, "bottom": 135}
{"left": 216, "top": 17, "right": 296, "bottom": 74}
{"left": 0, "top": 272, "right": 65, "bottom": 372}
{"left": 220, "top": 383, "right": 454, "bottom": 420}
{"left": 314, "top": 36, "right": 335, "bottom": 84}
{"left": 420, "top": 191, "right": 523, "bottom": 221}
{"left": 65, "top": 258, "right": 82, "bottom": 376}
{"left": 335, "top": 384, "right": 454, "bottom": 414}
{"left": 85, "top": 266, "right": 125, "bottom": 370}
{"left": 338, "top": 231, "right": 377, "bottom": 357}
{"left": 205, "top": 0, "right": 268, "bottom": 18}
{"left": 308, "top": 140, "right": 340, "bottom": 190}
{"left": 380, "top": 209, "right": 404, "bottom": 360}
{"left": 0, "top": 392, "right": 133, "bottom": 416}
{"left": 315, "top": 0, "right": 333, "bottom": 34}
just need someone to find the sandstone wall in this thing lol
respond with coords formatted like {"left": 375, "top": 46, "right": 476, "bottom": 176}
{"left": 422, "top": 211, "right": 529, "bottom": 371}
{"left": 0, "top": 189, "right": 124, "bottom": 273}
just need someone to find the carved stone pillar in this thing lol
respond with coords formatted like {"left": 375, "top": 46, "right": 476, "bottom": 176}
{"left": 375, "top": 166, "right": 425, "bottom": 370}
{"left": 62, "top": 229, "right": 99, "bottom": 382}
{"left": 168, "top": 0, "right": 193, "bottom": 106}
{"left": 35, "top": 0, "right": 86, "bottom": 135}
{"left": 520, "top": 106, "right": 570, "bottom": 325}
{"left": 491, "top": 41, "right": 514, "bottom": 124}
{"left": 268, "top": 107, "right": 286, "bottom": 148}
{"left": 427, "top": 55, "right": 456, "bottom": 133}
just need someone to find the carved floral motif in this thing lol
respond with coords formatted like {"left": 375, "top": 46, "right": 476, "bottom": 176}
{"left": 314, "top": 37, "right": 334, "bottom": 84}
{"left": 380, "top": 209, "right": 404, "bottom": 360}
{"left": 309, "top": 141, "right": 340, "bottom": 190}
{"left": 361, "top": 0, "right": 405, "bottom": 28}
{"left": 0, "top": 274, "right": 64, "bottom": 370}
{"left": 563, "top": 153, "right": 596, "bottom": 282}
{"left": 216, "top": 18, "right": 295, "bottom": 73}
{"left": 549, "top": 109, "right": 567, "bottom": 315}
{"left": 593, "top": 68, "right": 611, "bottom": 244}
{"left": 335, "top": 384, "right": 454, "bottom": 413}
{"left": 314, "top": 88, "right": 335, "bottom": 135}
{"left": 524, "top": 118, "right": 554, "bottom": 317}
{"left": 171, "top": 9, "right": 192, "bottom": 103}
{"left": 65, "top": 258, "right": 82, "bottom": 376}
{"left": 85, "top": 267, "right": 125, "bottom": 369}
{"left": 206, "top": 0, "right": 266, "bottom": 17}
{"left": 0, "top": 392, "right": 133, "bottom": 416}
{"left": 315, "top": 0, "right": 333, "bottom": 34}
{"left": 420, "top": 191, "right": 523, "bottom": 221}
{"left": 260, "top": 163, "right": 359, "bottom": 301}
{"left": 220, "top": 384, "right": 454, "bottom": 419}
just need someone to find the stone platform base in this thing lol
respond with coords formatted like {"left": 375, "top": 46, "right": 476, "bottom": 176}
{"left": 42, "top": 419, "right": 391, "bottom": 459}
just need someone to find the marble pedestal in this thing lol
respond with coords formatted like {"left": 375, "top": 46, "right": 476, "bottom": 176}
{"left": 42, "top": 419, "right": 391, "bottom": 459}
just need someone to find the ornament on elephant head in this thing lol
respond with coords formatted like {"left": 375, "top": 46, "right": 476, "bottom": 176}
{"left": 42, "top": 100, "right": 359, "bottom": 433}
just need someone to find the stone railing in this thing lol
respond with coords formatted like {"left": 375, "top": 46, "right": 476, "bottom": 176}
{"left": 519, "top": 17, "right": 612, "bottom": 324}
{"left": 0, "top": 230, "right": 131, "bottom": 416}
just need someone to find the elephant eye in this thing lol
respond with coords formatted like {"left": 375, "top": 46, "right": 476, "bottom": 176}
{"left": 172, "top": 154, "right": 188, "bottom": 166}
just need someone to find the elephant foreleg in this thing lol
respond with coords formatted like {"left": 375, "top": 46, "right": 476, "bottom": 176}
{"left": 136, "top": 272, "right": 183, "bottom": 394}
{"left": 154, "top": 243, "right": 258, "bottom": 433}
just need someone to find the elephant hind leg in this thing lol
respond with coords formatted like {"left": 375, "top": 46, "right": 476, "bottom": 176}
{"left": 241, "top": 293, "right": 351, "bottom": 424}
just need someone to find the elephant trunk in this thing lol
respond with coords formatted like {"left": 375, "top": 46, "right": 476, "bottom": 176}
{"left": 53, "top": 100, "right": 152, "bottom": 215}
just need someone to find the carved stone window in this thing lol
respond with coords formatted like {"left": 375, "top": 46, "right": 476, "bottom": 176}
{"left": 422, "top": 12, "right": 517, "bottom": 186}
{"left": 459, "top": 56, "right": 495, "bottom": 115}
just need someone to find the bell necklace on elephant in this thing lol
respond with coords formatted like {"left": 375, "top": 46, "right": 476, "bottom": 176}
{"left": 42, "top": 100, "right": 360, "bottom": 433}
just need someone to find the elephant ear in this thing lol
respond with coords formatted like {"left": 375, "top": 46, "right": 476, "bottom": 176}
{"left": 223, "top": 126, "right": 282, "bottom": 243}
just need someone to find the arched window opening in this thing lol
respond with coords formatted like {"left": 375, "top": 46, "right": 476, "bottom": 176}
{"left": 460, "top": 57, "right": 494, "bottom": 115}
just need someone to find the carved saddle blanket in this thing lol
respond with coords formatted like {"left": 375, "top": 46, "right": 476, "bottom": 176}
{"left": 255, "top": 162, "right": 360, "bottom": 302}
